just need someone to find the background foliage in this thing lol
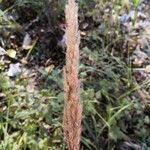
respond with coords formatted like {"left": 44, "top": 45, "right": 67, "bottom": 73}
{"left": 0, "top": 0, "right": 150, "bottom": 149}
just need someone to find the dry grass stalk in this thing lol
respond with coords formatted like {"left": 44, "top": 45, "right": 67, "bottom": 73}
{"left": 63, "top": 0, "right": 82, "bottom": 150}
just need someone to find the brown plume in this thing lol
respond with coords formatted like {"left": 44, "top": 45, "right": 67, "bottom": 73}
{"left": 63, "top": 0, "right": 82, "bottom": 150}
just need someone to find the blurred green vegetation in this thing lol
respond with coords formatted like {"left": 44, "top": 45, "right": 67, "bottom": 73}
{"left": 0, "top": 0, "right": 150, "bottom": 150}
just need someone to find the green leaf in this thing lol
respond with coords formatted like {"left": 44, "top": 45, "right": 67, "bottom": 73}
{"left": 14, "top": 110, "right": 36, "bottom": 120}
{"left": 132, "top": 0, "right": 140, "bottom": 8}
{"left": 109, "top": 126, "right": 128, "bottom": 141}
